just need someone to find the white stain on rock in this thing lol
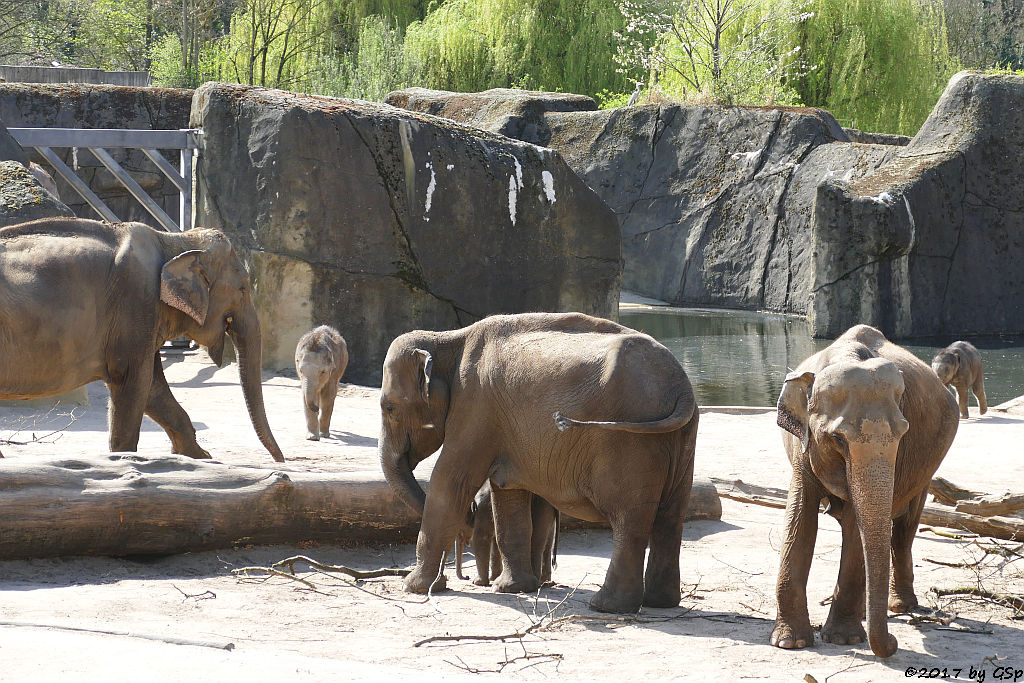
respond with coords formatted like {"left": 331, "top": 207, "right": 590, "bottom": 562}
{"left": 513, "top": 157, "right": 524, "bottom": 189}
{"left": 542, "top": 170, "right": 556, "bottom": 203}
{"left": 903, "top": 195, "right": 916, "bottom": 249}
{"left": 508, "top": 175, "right": 518, "bottom": 226}
{"left": 446, "top": 164, "right": 454, "bottom": 171}
{"left": 423, "top": 161, "right": 437, "bottom": 221}
{"left": 731, "top": 149, "right": 762, "bottom": 163}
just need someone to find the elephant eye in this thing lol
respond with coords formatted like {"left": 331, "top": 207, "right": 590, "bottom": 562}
{"left": 829, "top": 432, "right": 848, "bottom": 450}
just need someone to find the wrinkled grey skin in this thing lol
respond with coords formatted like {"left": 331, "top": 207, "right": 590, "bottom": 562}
{"left": 295, "top": 325, "right": 349, "bottom": 440}
{"left": 379, "top": 312, "right": 698, "bottom": 613}
{"left": 773, "top": 325, "right": 958, "bottom": 659}
{"left": 0, "top": 217, "right": 284, "bottom": 462}
{"left": 931, "top": 341, "right": 987, "bottom": 418}
{"left": 455, "top": 482, "right": 558, "bottom": 588}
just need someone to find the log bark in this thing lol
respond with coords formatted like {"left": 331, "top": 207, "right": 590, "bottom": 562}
{"left": 711, "top": 477, "right": 1024, "bottom": 542}
{"left": 0, "top": 454, "right": 720, "bottom": 560}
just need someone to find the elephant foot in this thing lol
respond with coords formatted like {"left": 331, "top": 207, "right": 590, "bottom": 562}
{"left": 980, "top": 405, "right": 988, "bottom": 415}
{"left": 589, "top": 585, "right": 642, "bottom": 614}
{"left": 306, "top": 432, "right": 320, "bottom": 441}
{"left": 642, "top": 583, "right": 681, "bottom": 608}
{"left": 771, "top": 617, "right": 814, "bottom": 650}
{"left": 888, "top": 591, "right": 918, "bottom": 614}
{"left": 493, "top": 570, "right": 539, "bottom": 594}
{"left": 403, "top": 567, "right": 447, "bottom": 594}
{"left": 176, "top": 443, "right": 211, "bottom": 459}
{"left": 473, "top": 576, "right": 490, "bottom": 587}
{"left": 821, "top": 616, "right": 866, "bottom": 645}
{"left": 319, "top": 430, "right": 331, "bottom": 439}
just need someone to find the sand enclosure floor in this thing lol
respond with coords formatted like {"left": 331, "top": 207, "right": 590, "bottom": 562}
{"left": 1, "top": 351, "right": 1023, "bottom": 681}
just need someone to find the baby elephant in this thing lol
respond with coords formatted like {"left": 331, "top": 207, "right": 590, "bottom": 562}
{"left": 295, "top": 325, "right": 349, "bottom": 440}
{"left": 455, "top": 482, "right": 558, "bottom": 588}
{"left": 931, "top": 341, "right": 987, "bottom": 418}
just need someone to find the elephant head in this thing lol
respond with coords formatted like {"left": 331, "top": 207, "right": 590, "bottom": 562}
{"left": 378, "top": 333, "right": 451, "bottom": 514}
{"left": 159, "top": 230, "right": 284, "bottom": 462}
{"left": 777, "top": 357, "right": 909, "bottom": 659}
{"left": 930, "top": 349, "right": 959, "bottom": 385}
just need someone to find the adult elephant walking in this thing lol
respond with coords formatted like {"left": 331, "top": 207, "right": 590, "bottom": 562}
{"left": 0, "top": 217, "right": 284, "bottom": 462}
{"left": 379, "top": 312, "right": 698, "bottom": 613}
{"left": 772, "top": 325, "right": 958, "bottom": 658}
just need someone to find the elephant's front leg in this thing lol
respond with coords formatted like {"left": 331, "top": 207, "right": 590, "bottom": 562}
{"left": 317, "top": 382, "right": 337, "bottom": 438}
{"left": 492, "top": 488, "right": 540, "bottom": 593}
{"left": 953, "top": 380, "right": 970, "bottom": 418}
{"left": 889, "top": 489, "right": 927, "bottom": 613}
{"left": 772, "top": 468, "right": 824, "bottom": 650}
{"left": 144, "top": 354, "right": 210, "bottom": 459}
{"left": 107, "top": 353, "right": 156, "bottom": 452}
{"left": 530, "top": 496, "right": 558, "bottom": 584}
{"left": 973, "top": 376, "right": 988, "bottom": 415}
{"left": 404, "top": 448, "right": 490, "bottom": 594}
{"left": 821, "top": 503, "right": 867, "bottom": 645}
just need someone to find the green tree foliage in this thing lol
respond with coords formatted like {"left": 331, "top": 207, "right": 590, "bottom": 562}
{"left": 615, "top": 0, "right": 812, "bottom": 105}
{"left": 794, "top": 0, "right": 959, "bottom": 134}
{"left": 403, "top": 0, "right": 630, "bottom": 97}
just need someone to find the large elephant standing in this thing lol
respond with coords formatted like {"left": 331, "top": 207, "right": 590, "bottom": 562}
{"left": 772, "top": 325, "right": 958, "bottom": 658}
{"left": 379, "top": 312, "right": 698, "bottom": 613}
{"left": 0, "top": 217, "right": 283, "bottom": 462}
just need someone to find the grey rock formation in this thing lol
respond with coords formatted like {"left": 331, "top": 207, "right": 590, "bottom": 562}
{"left": 0, "top": 159, "right": 74, "bottom": 227}
{"left": 842, "top": 127, "right": 911, "bottom": 146}
{"left": 191, "top": 84, "right": 621, "bottom": 383}
{"left": 0, "top": 84, "right": 193, "bottom": 227}
{"left": 0, "top": 117, "right": 30, "bottom": 166}
{"left": 391, "top": 76, "right": 1024, "bottom": 338}
{"left": 812, "top": 72, "right": 1024, "bottom": 337}
{"left": 385, "top": 87, "right": 596, "bottom": 147}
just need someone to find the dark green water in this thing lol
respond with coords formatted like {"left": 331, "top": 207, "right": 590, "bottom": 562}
{"left": 619, "top": 307, "right": 1024, "bottom": 407}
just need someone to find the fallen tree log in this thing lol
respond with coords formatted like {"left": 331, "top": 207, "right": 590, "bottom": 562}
{"left": 710, "top": 477, "right": 1024, "bottom": 541}
{"left": 0, "top": 453, "right": 720, "bottom": 560}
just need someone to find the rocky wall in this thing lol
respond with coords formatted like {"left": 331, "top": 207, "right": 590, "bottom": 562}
{"left": 191, "top": 83, "right": 622, "bottom": 384}
{"left": 0, "top": 84, "right": 193, "bottom": 228}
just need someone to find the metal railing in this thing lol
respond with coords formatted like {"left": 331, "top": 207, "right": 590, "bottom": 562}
{"left": 8, "top": 127, "right": 202, "bottom": 232}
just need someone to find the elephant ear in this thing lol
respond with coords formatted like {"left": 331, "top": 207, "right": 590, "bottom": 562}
{"left": 778, "top": 370, "right": 815, "bottom": 452}
{"left": 415, "top": 349, "right": 433, "bottom": 401}
{"left": 160, "top": 250, "right": 210, "bottom": 325}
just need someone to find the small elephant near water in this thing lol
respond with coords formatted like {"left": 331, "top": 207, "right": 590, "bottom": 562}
{"left": 379, "top": 312, "right": 698, "bottom": 613}
{"left": 0, "top": 217, "right": 284, "bottom": 462}
{"left": 455, "top": 482, "right": 559, "bottom": 588}
{"left": 931, "top": 341, "right": 987, "bottom": 418}
{"left": 773, "top": 325, "right": 958, "bottom": 658}
{"left": 295, "top": 325, "right": 349, "bottom": 440}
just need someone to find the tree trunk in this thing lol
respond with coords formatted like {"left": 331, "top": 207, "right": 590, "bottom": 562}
{"left": 0, "top": 456, "right": 721, "bottom": 560}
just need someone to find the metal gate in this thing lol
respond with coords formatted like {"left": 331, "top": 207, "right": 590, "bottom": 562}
{"left": 8, "top": 127, "right": 202, "bottom": 232}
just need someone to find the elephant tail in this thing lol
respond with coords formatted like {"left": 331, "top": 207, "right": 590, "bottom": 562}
{"left": 553, "top": 392, "right": 696, "bottom": 434}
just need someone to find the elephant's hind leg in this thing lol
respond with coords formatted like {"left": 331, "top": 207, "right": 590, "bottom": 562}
{"left": 643, "top": 425, "right": 696, "bottom": 608}
{"left": 821, "top": 504, "right": 867, "bottom": 645}
{"left": 492, "top": 488, "right": 540, "bottom": 594}
{"left": 144, "top": 354, "right": 210, "bottom": 459}
{"left": 889, "top": 490, "right": 927, "bottom": 613}
{"left": 590, "top": 504, "right": 656, "bottom": 613}
{"left": 973, "top": 375, "right": 988, "bottom": 415}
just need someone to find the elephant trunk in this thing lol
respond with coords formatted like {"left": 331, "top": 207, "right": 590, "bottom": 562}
{"left": 380, "top": 437, "right": 426, "bottom": 515}
{"left": 848, "top": 445, "right": 898, "bottom": 658}
{"left": 301, "top": 375, "right": 318, "bottom": 413}
{"left": 228, "top": 313, "right": 285, "bottom": 462}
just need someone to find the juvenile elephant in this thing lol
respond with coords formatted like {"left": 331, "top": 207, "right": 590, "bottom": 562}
{"left": 455, "top": 482, "right": 559, "bottom": 588}
{"left": 931, "top": 341, "right": 987, "bottom": 418}
{"left": 0, "top": 217, "right": 284, "bottom": 461}
{"left": 773, "top": 325, "right": 958, "bottom": 658}
{"left": 379, "top": 312, "right": 698, "bottom": 613}
{"left": 295, "top": 325, "right": 349, "bottom": 440}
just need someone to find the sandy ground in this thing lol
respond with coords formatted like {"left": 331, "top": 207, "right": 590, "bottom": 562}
{"left": 1, "top": 349, "right": 1023, "bottom": 682}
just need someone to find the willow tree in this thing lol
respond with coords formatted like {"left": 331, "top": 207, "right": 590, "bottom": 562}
{"left": 403, "top": 0, "right": 629, "bottom": 98}
{"left": 614, "top": 0, "right": 813, "bottom": 105}
{"left": 794, "top": 0, "right": 959, "bottom": 134}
